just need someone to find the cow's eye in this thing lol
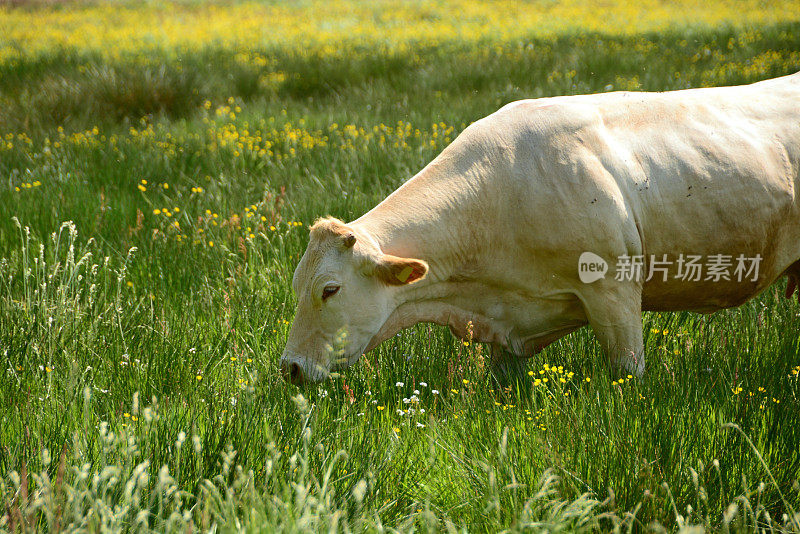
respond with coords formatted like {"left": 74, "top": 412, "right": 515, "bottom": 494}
{"left": 322, "top": 285, "right": 340, "bottom": 301}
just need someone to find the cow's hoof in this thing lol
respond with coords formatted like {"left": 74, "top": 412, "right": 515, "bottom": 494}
{"left": 489, "top": 356, "right": 528, "bottom": 391}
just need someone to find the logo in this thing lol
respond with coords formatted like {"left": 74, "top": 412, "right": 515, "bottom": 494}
{"left": 578, "top": 252, "right": 608, "bottom": 283}
{"left": 578, "top": 252, "right": 762, "bottom": 284}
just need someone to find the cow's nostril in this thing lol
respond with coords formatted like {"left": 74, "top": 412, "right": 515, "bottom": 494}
{"left": 280, "top": 360, "right": 305, "bottom": 385}
{"left": 290, "top": 362, "right": 301, "bottom": 382}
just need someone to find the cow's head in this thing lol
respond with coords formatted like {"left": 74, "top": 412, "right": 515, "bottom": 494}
{"left": 280, "top": 217, "right": 427, "bottom": 384}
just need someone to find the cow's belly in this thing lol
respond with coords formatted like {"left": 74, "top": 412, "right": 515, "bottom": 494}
{"left": 635, "top": 194, "right": 799, "bottom": 311}
{"left": 637, "top": 219, "right": 799, "bottom": 311}
{"left": 637, "top": 217, "right": 794, "bottom": 311}
{"left": 625, "top": 123, "right": 799, "bottom": 311}
{"left": 642, "top": 277, "right": 772, "bottom": 312}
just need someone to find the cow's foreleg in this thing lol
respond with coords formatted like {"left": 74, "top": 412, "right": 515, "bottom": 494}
{"left": 594, "top": 321, "right": 645, "bottom": 377}
{"left": 581, "top": 286, "right": 645, "bottom": 377}
{"left": 489, "top": 344, "right": 527, "bottom": 388}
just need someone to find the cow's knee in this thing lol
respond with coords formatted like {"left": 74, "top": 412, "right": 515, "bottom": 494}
{"left": 580, "top": 286, "right": 645, "bottom": 377}
{"left": 593, "top": 321, "right": 645, "bottom": 377}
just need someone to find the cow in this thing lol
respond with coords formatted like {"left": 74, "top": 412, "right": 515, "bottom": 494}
{"left": 280, "top": 72, "right": 800, "bottom": 385}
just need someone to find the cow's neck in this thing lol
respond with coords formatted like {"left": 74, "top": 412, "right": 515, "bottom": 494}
{"left": 362, "top": 296, "right": 512, "bottom": 354}
{"left": 352, "top": 161, "right": 508, "bottom": 350}
{"left": 351, "top": 160, "right": 492, "bottom": 281}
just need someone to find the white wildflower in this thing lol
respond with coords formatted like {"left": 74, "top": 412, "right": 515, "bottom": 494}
{"left": 176, "top": 431, "right": 186, "bottom": 450}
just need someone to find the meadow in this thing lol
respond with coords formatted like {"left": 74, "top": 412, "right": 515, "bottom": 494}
{"left": 2, "top": 0, "right": 800, "bottom": 531}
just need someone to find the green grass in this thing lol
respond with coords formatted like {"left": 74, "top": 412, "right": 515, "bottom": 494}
{"left": 2, "top": 4, "right": 800, "bottom": 532}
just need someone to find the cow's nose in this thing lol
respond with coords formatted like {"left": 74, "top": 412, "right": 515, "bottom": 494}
{"left": 280, "top": 360, "right": 305, "bottom": 385}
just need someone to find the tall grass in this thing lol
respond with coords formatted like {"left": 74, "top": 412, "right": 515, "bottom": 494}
{"left": 2, "top": 1, "right": 800, "bottom": 531}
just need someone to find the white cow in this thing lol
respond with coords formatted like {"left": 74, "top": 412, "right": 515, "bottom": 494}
{"left": 280, "top": 72, "right": 800, "bottom": 384}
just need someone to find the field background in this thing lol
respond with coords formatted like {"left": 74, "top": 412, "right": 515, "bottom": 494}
{"left": 2, "top": 0, "right": 800, "bottom": 531}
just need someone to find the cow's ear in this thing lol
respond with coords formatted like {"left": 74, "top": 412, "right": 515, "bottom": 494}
{"left": 374, "top": 254, "right": 428, "bottom": 285}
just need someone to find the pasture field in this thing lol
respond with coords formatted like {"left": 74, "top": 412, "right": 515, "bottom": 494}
{"left": 2, "top": 0, "right": 800, "bottom": 531}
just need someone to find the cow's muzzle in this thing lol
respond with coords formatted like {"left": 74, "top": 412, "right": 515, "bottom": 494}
{"left": 280, "top": 359, "right": 306, "bottom": 385}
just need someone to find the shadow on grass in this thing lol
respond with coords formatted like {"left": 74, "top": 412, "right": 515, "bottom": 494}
{"left": 1, "top": 21, "right": 799, "bottom": 131}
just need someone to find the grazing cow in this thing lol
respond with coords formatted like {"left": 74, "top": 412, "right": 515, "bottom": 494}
{"left": 280, "top": 72, "right": 800, "bottom": 384}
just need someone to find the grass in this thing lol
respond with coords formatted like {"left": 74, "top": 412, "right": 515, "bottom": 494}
{"left": 1, "top": 0, "right": 800, "bottom": 531}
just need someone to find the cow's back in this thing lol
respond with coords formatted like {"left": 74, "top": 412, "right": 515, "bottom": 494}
{"left": 481, "top": 73, "right": 800, "bottom": 311}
